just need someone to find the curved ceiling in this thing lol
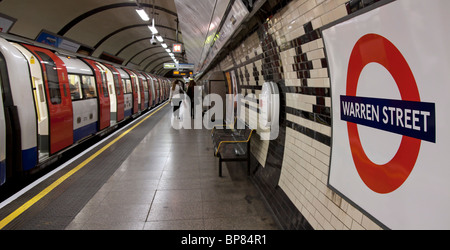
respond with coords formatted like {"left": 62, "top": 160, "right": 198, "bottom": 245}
{"left": 0, "top": 0, "right": 185, "bottom": 76}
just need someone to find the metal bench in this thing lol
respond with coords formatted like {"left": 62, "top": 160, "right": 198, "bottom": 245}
{"left": 211, "top": 119, "right": 255, "bottom": 177}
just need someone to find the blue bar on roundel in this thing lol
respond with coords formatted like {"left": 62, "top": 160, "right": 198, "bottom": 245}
{"left": 340, "top": 95, "right": 436, "bottom": 143}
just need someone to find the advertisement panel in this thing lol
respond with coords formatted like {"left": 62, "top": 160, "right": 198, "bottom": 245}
{"left": 323, "top": 0, "right": 450, "bottom": 229}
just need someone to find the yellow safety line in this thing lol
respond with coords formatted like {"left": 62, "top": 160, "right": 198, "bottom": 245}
{"left": 0, "top": 102, "right": 168, "bottom": 229}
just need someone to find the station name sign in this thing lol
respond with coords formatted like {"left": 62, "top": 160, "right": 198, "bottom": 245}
{"left": 340, "top": 96, "right": 436, "bottom": 143}
{"left": 164, "top": 63, "right": 194, "bottom": 69}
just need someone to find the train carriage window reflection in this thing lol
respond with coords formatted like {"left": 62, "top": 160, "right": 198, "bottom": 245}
{"left": 35, "top": 51, "right": 61, "bottom": 104}
{"left": 82, "top": 75, "right": 97, "bottom": 99}
{"left": 68, "top": 74, "right": 82, "bottom": 101}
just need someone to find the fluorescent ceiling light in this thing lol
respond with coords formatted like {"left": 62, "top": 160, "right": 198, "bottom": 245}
{"left": 166, "top": 49, "right": 171, "bottom": 53}
{"left": 161, "top": 43, "right": 168, "bottom": 48}
{"left": 156, "top": 36, "right": 163, "bottom": 42}
{"left": 136, "top": 8, "right": 150, "bottom": 21}
{"left": 169, "top": 53, "right": 174, "bottom": 57}
{"left": 148, "top": 25, "right": 158, "bottom": 34}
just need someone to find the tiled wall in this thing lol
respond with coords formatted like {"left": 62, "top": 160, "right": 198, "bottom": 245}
{"left": 207, "top": 0, "right": 383, "bottom": 230}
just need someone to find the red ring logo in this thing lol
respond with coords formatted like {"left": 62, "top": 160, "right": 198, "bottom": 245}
{"left": 346, "top": 34, "right": 421, "bottom": 194}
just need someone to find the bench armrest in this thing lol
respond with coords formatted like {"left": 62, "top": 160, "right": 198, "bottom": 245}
{"left": 214, "top": 130, "right": 255, "bottom": 156}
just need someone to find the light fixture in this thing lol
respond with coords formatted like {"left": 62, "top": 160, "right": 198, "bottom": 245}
{"left": 161, "top": 43, "right": 168, "bottom": 48}
{"left": 148, "top": 25, "right": 158, "bottom": 34}
{"left": 166, "top": 49, "right": 171, "bottom": 53}
{"left": 148, "top": 18, "right": 158, "bottom": 34}
{"left": 156, "top": 35, "right": 163, "bottom": 42}
{"left": 136, "top": 8, "right": 150, "bottom": 21}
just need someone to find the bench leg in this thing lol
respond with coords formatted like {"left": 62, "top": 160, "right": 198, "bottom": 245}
{"left": 219, "top": 158, "right": 223, "bottom": 177}
{"left": 247, "top": 142, "right": 251, "bottom": 176}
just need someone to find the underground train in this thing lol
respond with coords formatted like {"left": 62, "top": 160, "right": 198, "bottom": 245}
{"left": 0, "top": 37, "right": 171, "bottom": 187}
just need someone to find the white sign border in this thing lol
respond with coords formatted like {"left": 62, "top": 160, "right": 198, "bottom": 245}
{"left": 321, "top": 0, "right": 396, "bottom": 230}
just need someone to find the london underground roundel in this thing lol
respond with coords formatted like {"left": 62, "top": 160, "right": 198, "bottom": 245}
{"left": 346, "top": 34, "right": 421, "bottom": 194}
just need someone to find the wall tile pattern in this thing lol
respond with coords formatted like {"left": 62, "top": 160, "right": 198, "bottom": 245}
{"left": 209, "top": 0, "right": 383, "bottom": 230}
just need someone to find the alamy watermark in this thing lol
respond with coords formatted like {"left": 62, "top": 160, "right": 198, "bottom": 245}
{"left": 171, "top": 87, "right": 279, "bottom": 141}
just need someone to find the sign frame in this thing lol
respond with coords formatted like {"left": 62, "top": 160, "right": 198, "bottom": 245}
{"left": 173, "top": 43, "right": 182, "bottom": 53}
{"left": 0, "top": 13, "right": 16, "bottom": 34}
{"left": 321, "top": 0, "right": 450, "bottom": 230}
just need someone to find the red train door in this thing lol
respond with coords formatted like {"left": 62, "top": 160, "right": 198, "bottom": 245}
{"left": 123, "top": 69, "right": 139, "bottom": 114}
{"left": 144, "top": 74, "right": 153, "bottom": 108}
{"left": 22, "top": 45, "right": 73, "bottom": 155}
{"left": 82, "top": 59, "right": 110, "bottom": 130}
{"left": 104, "top": 64, "right": 124, "bottom": 122}
{"left": 133, "top": 71, "right": 145, "bottom": 111}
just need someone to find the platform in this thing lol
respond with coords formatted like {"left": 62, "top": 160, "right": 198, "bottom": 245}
{"left": 0, "top": 103, "right": 280, "bottom": 230}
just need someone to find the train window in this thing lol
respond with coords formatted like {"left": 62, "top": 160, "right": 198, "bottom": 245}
{"left": 81, "top": 75, "right": 97, "bottom": 99}
{"left": 35, "top": 51, "right": 61, "bottom": 105}
{"left": 68, "top": 74, "right": 82, "bottom": 101}
{"left": 95, "top": 63, "right": 109, "bottom": 98}
{"left": 121, "top": 79, "right": 126, "bottom": 94}
{"left": 104, "top": 65, "right": 121, "bottom": 96}
{"left": 131, "top": 76, "right": 138, "bottom": 93}
{"left": 125, "top": 79, "right": 132, "bottom": 93}
{"left": 143, "top": 80, "right": 148, "bottom": 91}
{"left": 101, "top": 72, "right": 108, "bottom": 97}
{"left": 112, "top": 73, "right": 121, "bottom": 96}
{"left": 38, "top": 84, "right": 45, "bottom": 103}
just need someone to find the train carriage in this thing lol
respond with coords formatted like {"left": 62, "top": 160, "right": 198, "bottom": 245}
{"left": 0, "top": 36, "right": 171, "bottom": 187}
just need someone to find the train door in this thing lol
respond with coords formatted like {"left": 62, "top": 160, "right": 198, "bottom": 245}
{"left": 141, "top": 75, "right": 149, "bottom": 110}
{"left": 0, "top": 54, "right": 6, "bottom": 185}
{"left": 153, "top": 75, "right": 160, "bottom": 104}
{"left": 158, "top": 79, "right": 164, "bottom": 103}
{"left": 143, "top": 73, "right": 155, "bottom": 107}
{"left": 104, "top": 64, "right": 124, "bottom": 122}
{"left": 22, "top": 44, "right": 73, "bottom": 155}
{"left": 11, "top": 44, "right": 49, "bottom": 160}
{"left": 167, "top": 79, "right": 171, "bottom": 99}
{"left": 82, "top": 59, "right": 110, "bottom": 130}
{"left": 133, "top": 71, "right": 147, "bottom": 110}
{"left": 123, "top": 69, "right": 139, "bottom": 114}
{"left": 96, "top": 63, "right": 118, "bottom": 125}
{"left": 149, "top": 75, "right": 156, "bottom": 107}
{"left": 117, "top": 68, "right": 133, "bottom": 118}
{"left": 164, "top": 79, "right": 169, "bottom": 100}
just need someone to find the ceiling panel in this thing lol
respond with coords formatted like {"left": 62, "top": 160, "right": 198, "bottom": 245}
{"left": 174, "top": 0, "right": 230, "bottom": 72}
{"left": 0, "top": 0, "right": 184, "bottom": 76}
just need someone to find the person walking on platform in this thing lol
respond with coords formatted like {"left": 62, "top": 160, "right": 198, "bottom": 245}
{"left": 186, "top": 79, "right": 197, "bottom": 119}
{"left": 169, "top": 79, "right": 184, "bottom": 119}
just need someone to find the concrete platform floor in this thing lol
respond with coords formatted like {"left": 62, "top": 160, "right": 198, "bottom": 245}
{"left": 64, "top": 107, "right": 280, "bottom": 230}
